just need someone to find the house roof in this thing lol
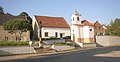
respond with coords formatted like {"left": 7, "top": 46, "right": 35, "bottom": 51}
{"left": 81, "top": 20, "right": 94, "bottom": 26}
{"left": 34, "top": 15, "right": 70, "bottom": 28}
{"left": 0, "top": 15, "right": 26, "bottom": 25}
{"left": 94, "top": 21, "right": 102, "bottom": 26}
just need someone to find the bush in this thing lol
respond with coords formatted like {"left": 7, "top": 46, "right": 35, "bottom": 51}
{"left": 42, "top": 36, "right": 60, "bottom": 40}
{"left": 0, "top": 40, "right": 29, "bottom": 46}
{"left": 54, "top": 42, "right": 73, "bottom": 45}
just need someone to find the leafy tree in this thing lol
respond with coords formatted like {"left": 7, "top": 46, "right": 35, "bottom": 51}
{"left": 18, "top": 12, "right": 33, "bottom": 40}
{"left": 3, "top": 18, "right": 32, "bottom": 41}
{"left": 0, "top": 6, "right": 4, "bottom": 15}
{"left": 18, "top": 12, "right": 32, "bottom": 24}
{"left": 106, "top": 18, "right": 120, "bottom": 36}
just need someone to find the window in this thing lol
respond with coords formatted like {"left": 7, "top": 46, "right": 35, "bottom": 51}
{"left": 45, "top": 32, "right": 48, "bottom": 37}
{"left": 90, "top": 29, "right": 92, "bottom": 31}
{"left": 73, "top": 17, "right": 74, "bottom": 21}
{"left": 55, "top": 32, "right": 58, "bottom": 37}
{"left": 99, "top": 26, "right": 101, "bottom": 29}
{"left": 77, "top": 17, "right": 79, "bottom": 21}
{"left": 5, "top": 36, "right": 8, "bottom": 40}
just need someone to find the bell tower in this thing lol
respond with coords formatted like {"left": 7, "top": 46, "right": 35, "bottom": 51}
{"left": 71, "top": 10, "right": 81, "bottom": 24}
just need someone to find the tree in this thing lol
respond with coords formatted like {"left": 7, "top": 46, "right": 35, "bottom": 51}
{"left": 18, "top": 12, "right": 32, "bottom": 24}
{"left": 0, "top": 6, "right": 4, "bottom": 15}
{"left": 106, "top": 18, "right": 120, "bottom": 36}
{"left": 18, "top": 12, "right": 33, "bottom": 40}
{"left": 3, "top": 18, "right": 32, "bottom": 41}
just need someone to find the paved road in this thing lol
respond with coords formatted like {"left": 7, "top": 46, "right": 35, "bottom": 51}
{"left": 0, "top": 46, "right": 120, "bottom": 62}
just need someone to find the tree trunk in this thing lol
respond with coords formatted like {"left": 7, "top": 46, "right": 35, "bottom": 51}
{"left": 19, "top": 31, "right": 22, "bottom": 41}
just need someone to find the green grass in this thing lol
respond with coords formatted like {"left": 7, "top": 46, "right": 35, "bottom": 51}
{"left": 0, "top": 40, "right": 29, "bottom": 46}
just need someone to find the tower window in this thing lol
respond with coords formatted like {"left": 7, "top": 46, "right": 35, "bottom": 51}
{"left": 77, "top": 17, "right": 79, "bottom": 21}
{"left": 90, "top": 29, "right": 92, "bottom": 31}
{"left": 73, "top": 17, "right": 74, "bottom": 21}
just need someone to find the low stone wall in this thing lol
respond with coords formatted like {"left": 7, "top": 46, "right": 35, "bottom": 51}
{"left": 0, "top": 46, "right": 34, "bottom": 55}
{"left": 96, "top": 36, "right": 120, "bottom": 47}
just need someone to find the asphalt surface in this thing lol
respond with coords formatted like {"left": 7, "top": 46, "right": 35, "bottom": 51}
{"left": 0, "top": 46, "right": 120, "bottom": 62}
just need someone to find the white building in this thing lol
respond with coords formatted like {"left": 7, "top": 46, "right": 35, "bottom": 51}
{"left": 70, "top": 10, "right": 96, "bottom": 47}
{"left": 32, "top": 15, "right": 70, "bottom": 40}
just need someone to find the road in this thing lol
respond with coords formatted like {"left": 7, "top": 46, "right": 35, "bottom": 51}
{"left": 0, "top": 46, "right": 120, "bottom": 62}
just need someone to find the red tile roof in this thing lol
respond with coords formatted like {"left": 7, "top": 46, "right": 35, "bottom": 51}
{"left": 35, "top": 15, "right": 70, "bottom": 28}
{"left": 81, "top": 20, "right": 94, "bottom": 26}
{"left": 73, "top": 20, "right": 94, "bottom": 26}
{"left": 0, "top": 15, "right": 26, "bottom": 25}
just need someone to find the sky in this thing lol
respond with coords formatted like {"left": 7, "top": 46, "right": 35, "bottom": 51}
{"left": 0, "top": 0, "right": 120, "bottom": 25}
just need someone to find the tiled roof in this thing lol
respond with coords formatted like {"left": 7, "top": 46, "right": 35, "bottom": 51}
{"left": 73, "top": 20, "right": 94, "bottom": 26}
{"left": 81, "top": 20, "right": 94, "bottom": 26}
{"left": 0, "top": 15, "right": 26, "bottom": 25}
{"left": 94, "top": 21, "right": 101, "bottom": 26}
{"left": 35, "top": 15, "right": 70, "bottom": 28}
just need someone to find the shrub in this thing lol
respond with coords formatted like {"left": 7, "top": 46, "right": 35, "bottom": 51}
{"left": 0, "top": 40, "right": 29, "bottom": 46}
{"left": 54, "top": 42, "right": 73, "bottom": 45}
{"left": 42, "top": 36, "right": 60, "bottom": 40}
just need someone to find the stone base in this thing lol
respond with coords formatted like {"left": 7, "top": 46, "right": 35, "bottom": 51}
{"left": 34, "top": 47, "right": 58, "bottom": 53}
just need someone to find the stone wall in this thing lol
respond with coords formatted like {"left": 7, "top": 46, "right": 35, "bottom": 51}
{"left": 0, "top": 26, "right": 30, "bottom": 41}
{"left": 96, "top": 36, "right": 120, "bottom": 47}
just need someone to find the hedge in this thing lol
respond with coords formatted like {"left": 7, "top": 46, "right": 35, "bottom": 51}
{"left": 0, "top": 41, "right": 29, "bottom": 46}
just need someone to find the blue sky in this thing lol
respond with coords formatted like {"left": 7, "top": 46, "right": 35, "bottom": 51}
{"left": 0, "top": 0, "right": 120, "bottom": 25}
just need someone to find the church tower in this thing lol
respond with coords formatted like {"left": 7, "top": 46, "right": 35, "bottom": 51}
{"left": 70, "top": 10, "right": 96, "bottom": 47}
{"left": 71, "top": 10, "right": 81, "bottom": 24}
{"left": 71, "top": 10, "right": 82, "bottom": 47}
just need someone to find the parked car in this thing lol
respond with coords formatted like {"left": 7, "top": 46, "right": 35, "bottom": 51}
{"left": 62, "top": 36, "right": 72, "bottom": 42}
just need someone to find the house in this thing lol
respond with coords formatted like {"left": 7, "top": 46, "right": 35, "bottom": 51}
{"left": 70, "top": 10, "right": 96, "bottom": 47}
{"left": 32, "top": 15, "right": 70, "bottom": 40}
{"left": 94, "top": 21, "right": 106, "bottom": 35}
{"left": 0, "top": 15, "right": 30, "bottom": 41}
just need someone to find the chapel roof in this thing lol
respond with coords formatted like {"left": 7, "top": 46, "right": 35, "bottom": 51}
{"left": 34, "top": 15, "right": 70, "bottom": 28}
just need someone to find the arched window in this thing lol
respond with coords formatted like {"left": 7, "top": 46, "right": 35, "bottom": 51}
{"left": 77, "top": 17, "right": 79, "bottom": 21}
{"left": 73, "top": 17, "right": 74, "bottom": 21}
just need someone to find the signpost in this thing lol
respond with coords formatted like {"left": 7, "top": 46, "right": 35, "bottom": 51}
{"left": 29, "top": 41, "right": 33, "bottom": 53}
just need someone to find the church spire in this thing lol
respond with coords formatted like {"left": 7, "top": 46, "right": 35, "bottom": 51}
{"left": 71, "top": 10, "right": 81, "bottom": 24}
{"left": 73, "top": 10, "right": 81, "bottom": 16}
